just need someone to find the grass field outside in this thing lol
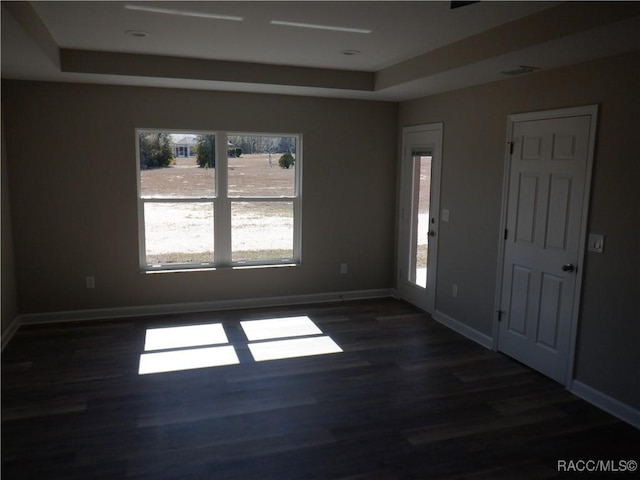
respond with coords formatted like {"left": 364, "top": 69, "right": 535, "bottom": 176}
{"left": 141, "top": 154, "right": 296, "bottom": 265}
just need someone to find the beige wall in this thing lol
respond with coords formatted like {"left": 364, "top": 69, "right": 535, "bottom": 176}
{"left": 2, "top": 116, "right": 19, "bottom": 334}
{"left": 3, "top": 51, "right": 638, "bottom": 412}
{"left": 1, "top": 81, "right": 398, "bottom": 313}
{"left": 399, "top": 51, "right": 640, "bottom": 409}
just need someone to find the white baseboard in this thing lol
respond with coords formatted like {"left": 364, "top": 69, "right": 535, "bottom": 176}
{"left": 432, "top": 310, "right": 494, "bottom": 349}
{"left": 1, "top": 315, "right": 21, "bottom": 351}
{"left": 570, "top": 380, "right": 640, "bottom": 430}
{"left": 430, "top": 311, "right": 639, "bottom": 430}
{"left": 16, "top": 288, "right": 395, "bottom": 327}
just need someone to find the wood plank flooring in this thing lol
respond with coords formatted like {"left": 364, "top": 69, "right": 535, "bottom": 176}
{"left": 2, "top": 298, "right": 639, "bottom": 479}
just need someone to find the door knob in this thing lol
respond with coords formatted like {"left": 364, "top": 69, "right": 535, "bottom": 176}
{"left": 561, "top": 264, "right": 575, "bottom": 272}
{"left": 428, "top": 230, "right": 436, "bottom": 237}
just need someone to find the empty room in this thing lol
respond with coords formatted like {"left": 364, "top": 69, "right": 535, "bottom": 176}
{"left": 2, "top": 1, "right": 639, "bottom": 478}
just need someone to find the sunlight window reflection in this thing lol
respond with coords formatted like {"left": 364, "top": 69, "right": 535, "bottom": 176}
{"left": 138, "top": 316, "right": 343, "bottom": 374}
{"left": 138, "top": 345, "right": 239, "bottom": 375}
{"left": 248, "top": 336, "right": 343, "bottom": 362}
{"left": 240, "top": 316, "right": 322, "bottom": 341}
{"left": 144, "top": 323, "right": 229, "bottom": 351}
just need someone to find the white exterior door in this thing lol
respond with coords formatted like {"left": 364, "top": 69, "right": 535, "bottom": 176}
{"left": 397, "top": 124, "right": 442, "bottom": 313}
{"left": 497, "top": 107, "right": 597, "bottom": 383}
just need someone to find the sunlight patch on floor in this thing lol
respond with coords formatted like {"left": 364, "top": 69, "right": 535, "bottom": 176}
{"left": 144, "top": 323, "right": 229, "bottom": 351}
{"left": 240, "top": 316, "right": 322, "bottom": 341}
{"left": 139, "top": 345, "right": 239, "bottom": 375}
{"left": 138, "top": 316, "right": 343, "bottom": 374}
{"left": 248, "top": 336, "right": 343, "bottom": 362}
{"left": 242, "top": 316, "right": 343, "bottom": 362}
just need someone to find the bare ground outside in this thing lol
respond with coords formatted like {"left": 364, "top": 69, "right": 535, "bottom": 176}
{"left": 141, "top": 154, "right": 296, "bottom": 264}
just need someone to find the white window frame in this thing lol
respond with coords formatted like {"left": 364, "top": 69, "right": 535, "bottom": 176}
{"left": 136, "top": 129, "right": 302, "bottom": 272}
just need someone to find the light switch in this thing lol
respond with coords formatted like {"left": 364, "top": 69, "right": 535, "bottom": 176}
{"left": 587, "top": 233, "right": 604, "bottom": 253}
{"left": 441, "top": 209, "right": 450, "bottom": 222}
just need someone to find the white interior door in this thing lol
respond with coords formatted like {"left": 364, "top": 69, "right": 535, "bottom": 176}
{"left": 497, "top": 107, "right": 597, "bottom": 384}
{"left": 397, "top": 124, "right": 442, "bottom": 313}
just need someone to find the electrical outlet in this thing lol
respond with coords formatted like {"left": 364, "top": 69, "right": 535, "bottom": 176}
{"left": 340, "top": 263, "right": 348, "bottom": 275}
{"left": 86, "top": 276, "right": 95, "bottom": 289}
{"left": 452, "top": 284, "right": 458, "bottom": 297}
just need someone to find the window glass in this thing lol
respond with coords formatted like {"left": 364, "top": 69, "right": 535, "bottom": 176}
{"left": 144, "top": 202, "right": 214, "bottom": 265}
{"left": 227, "top": 135, "right": 296, "bottom": 196}
{"left": 139, "top": 132, "right": 215, "bottom": 198}
{"left": 232, "top": 201, "right": 294, "bottom": 262}
{"left": 137, "top": 130, "right": 300, "bottom": 270}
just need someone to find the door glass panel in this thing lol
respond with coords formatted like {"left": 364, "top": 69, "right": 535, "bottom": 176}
{"left": 408, "top": 153, "right": 432, "bottom": 288}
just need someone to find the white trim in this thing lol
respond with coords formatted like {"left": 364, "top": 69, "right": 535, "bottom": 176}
{"left": 397, "top": 122, "right": 443, "bottom": 314}
{"left": 508, "top": 105, "right": 599, "bottom": 123}
{"left": 135, "top": 128, "right": 146, "bottom": 271}
{"left": 15, "top": 289, "right": 395, "bottom": 327}
{"left": 570, "top": 380, "right": 640, "bottom": 430}
{"left": 565, "top": 105, "right": 599, "bottom": 386}
{"left": 491, "top": 117, "right": 514, "bottom": 351}
{"left": 215, "top": 132, "right": 231, "bottom": 266}
{"left": 293, "top": 135, "right": 303, "bottom": 265}
{"left": 493, "top": 105, "right": 598, "bottom": 387}
{"left": 432, "top": 310, "right": 493, "bottom": 349}
{"left": 402, "top": 123, "right": 443, "bottom": 135}
{"left": 1, "top": 315, "right": 21, "bottom": 351}
{"left": 136, "top": 130, "right": 302, "bottom": 271}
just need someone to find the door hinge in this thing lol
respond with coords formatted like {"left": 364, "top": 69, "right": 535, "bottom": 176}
{"left": 504, "top": 229, "right": 508, "bottom": 240}
{"left": 497, "top": 310, "right": 504, "bottom": 322}
{"left": 508, "top": 141, "right": 514, "bottom": 155}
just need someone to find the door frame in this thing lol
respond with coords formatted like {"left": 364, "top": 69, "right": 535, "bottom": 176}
{"left": 493, "top": 105, "right": 598, "bottom": 386}
{"left": 397, "top": 123, "right": 443, "bottom": 314}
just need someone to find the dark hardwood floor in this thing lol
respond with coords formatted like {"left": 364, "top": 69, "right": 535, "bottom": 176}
{"left": 2, "top": 298, "right": 638, "bottom": 479}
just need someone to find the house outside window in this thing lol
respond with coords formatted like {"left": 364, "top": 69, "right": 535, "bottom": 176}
{"left": 172, "top": 136, "right": 197, "bottom": 157}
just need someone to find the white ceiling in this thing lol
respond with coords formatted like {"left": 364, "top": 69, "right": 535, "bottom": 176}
{"left": 29, "top": 1, "right": 558, "bottom": 71}
{"left": 2, "top": 1, "right": 640, "bottom": 101}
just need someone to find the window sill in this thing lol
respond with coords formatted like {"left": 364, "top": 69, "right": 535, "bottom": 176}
{"left": 142, "top": 263, "right": 299, "bottom": 274}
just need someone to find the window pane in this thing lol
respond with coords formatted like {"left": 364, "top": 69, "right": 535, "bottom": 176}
{"left": 227, "top": 135, "right": 296, "bottom": 196}
{"left": 232, "top": 202, "right": 294, "bottom": 262}
{"left": 144, "top": 202, "right": 214, "bottom": 265}
{"left": 139, "top": 132, "right": 215, "bottom": 198}
{"left": 409, "top": 155, "right": 431, "bottom": 288}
